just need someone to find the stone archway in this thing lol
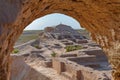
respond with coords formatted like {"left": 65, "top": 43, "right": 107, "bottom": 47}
{"left": 0, "top": 0, "right": 120, "bottom": 80}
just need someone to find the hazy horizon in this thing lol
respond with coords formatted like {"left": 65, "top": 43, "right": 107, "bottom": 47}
{"left": 24, "top": 13, "right": 83, "bottom": 30}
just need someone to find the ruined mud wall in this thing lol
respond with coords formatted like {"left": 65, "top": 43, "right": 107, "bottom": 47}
{"left": 0, "top": 0, "right": 120, "bottom": 80}
{"left": 11, "top": 55, "right": 50, "bottom": 80}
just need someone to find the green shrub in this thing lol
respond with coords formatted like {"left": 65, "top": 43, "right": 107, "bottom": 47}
{"left": 51, "top": 52, "right": 57, "bottom": 57}
{"left": 34, "top": 45, "right": 42, "bottom": 49}
{"left": 13, "top": 49, "right": 19, "bottom": 54}
{"left": 65, "top": 45, "right": 83, "bottom": 52}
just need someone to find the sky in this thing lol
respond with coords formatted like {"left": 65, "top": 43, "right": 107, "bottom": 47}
{"left": 24, "top": 13, "right": 82, "bottom": 30}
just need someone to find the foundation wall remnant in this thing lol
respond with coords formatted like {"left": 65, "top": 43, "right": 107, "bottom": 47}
{"left": 11, "top": 55, "right": 50, "bottom": 80}
{"left": 52, "top": 58, "right": 110, "bottom": 80}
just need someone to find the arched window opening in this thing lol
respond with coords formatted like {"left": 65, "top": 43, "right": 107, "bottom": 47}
{"left": 12, "top": 13, "right": 111, "bottom": 80}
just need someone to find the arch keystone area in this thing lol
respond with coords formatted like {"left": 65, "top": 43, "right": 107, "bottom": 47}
{"left": 0, "top": 0, "right": 120, "bottom": 80}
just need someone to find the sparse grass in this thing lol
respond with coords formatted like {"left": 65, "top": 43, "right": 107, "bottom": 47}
{"left": 12, "top": 49, "right": 19, "bottom": 54}
{"left": 17, "top": 35, "right": 38, "bottom": 43}
{"left": 16, "top": 30, "right": 43, "bottom": 44}
{"left": 65, "top": 45, "right": 83, "bottom": 52}
{"left": 51, "top": 52, "right": 57, "bottom": 57}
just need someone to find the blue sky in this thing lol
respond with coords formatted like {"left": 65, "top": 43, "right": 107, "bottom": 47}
{"left": 24, "top": 13, "right": 82, "bottom": 30}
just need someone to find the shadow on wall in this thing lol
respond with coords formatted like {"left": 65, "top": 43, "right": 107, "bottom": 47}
{"left": 10, "top": 55, "right": 50, "bottom": 80}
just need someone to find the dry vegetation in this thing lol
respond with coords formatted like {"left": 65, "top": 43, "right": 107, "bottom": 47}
{"left": 65, "top": 45, "right": 83, "bottom": 52}
{"left": 15, "top": 30, "right": 43, "bottom": 45}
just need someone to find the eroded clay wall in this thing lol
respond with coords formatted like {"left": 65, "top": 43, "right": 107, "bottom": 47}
{"left": 0, "top": 0, "right": 120, "bottom": 80}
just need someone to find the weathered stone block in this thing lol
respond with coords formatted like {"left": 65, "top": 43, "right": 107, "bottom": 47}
{"left": 52, "top": 58, "right": 65, "bottom": 74}
{"left": 72, "top": 70, "right": 82, "bottom": 80}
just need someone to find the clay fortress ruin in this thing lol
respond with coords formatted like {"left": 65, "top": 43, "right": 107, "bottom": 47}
{"left": 43, "top": 24, "right": 87, "bottom": 40}
{"left": 11, "top": 24, "right": 112, "bottom": 80}
{"left": 0, "top": 1, "right": 119, "bottom": 80}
